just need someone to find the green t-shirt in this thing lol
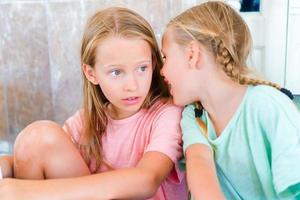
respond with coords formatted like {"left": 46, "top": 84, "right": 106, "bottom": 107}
{"left": 181, "top": 85, "right": 300, "bottom": 200}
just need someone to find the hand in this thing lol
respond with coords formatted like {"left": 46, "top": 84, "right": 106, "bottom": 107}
{"left": 0, "top": 156, "right": 13, "bottom": 178}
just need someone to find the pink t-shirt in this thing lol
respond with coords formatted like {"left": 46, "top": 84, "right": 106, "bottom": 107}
{"left": 63, "top": 100, "right": 188, "bottom": 200}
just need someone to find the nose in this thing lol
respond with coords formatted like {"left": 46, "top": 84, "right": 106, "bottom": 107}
{"left": 124, "top": 73, "right": 138, "bottom": 91}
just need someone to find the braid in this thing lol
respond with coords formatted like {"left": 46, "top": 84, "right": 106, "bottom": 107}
{"left": 239, "top": 77, "right": 281, "bottom": 89}
{"left": 214, "top": 38, "right": 240, "bottom": 82}
{"left": 169, "top": 1, "right": 293, "bottom": 100}
{"left": 214, "top": 38, "right": 283, "bottom": 91}
{"left": 238, "top": 77, "right": 293, "bottom": 99}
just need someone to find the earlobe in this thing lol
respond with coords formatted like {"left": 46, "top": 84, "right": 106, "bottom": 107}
{"left": 82, "top": 64, "right": 98, "bottom": 85}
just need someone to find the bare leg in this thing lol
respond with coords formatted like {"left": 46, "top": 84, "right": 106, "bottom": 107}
{"left": 13, "top": 120, "right": 91, "bottom": 179}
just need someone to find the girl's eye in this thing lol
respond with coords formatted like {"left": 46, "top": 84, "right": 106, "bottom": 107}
{"left": 110, "top": 69, "right": 121, "bottom": 77}
{"left": 137, "top": 66, "right": 147, "bottom": 73}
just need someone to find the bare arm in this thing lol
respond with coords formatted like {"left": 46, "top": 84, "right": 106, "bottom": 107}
{"left": 0, "top": 151, "right": 174, "bottom": 200}
{"left": 0, "top": 155, "right": 13, "bottom": 178}
{"left": 186, "top": 144, "right": 225, "bottom": 200}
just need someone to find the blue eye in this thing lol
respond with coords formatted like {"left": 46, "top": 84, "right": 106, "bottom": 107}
{"left": 137, "top": 66, "right": 147, "bottom": 73}
{"left": 110, "top": 69, "right": 121, "bottom": 77}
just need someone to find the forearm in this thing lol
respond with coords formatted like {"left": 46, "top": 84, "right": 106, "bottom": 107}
{"left": 0, "top": 155, "right": 13, "bottom": 178}
{"left": 19, "top": 167, "right": 158, "bottom": 200}
{"left": 1, "top": 152, "right": 170, "bottom": 200}
{"left": 186, "top": 145, "right": 225, "bottom": 200}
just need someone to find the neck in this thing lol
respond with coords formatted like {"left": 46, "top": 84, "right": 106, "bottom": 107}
{"left": 107, "top": 103, "right": 138, "bottom": 120}
{"left": 194, "top": 72, "right": 247, "bottom": 135}
{"left": 201, "top": 81, "right": 246, "bottom": 115}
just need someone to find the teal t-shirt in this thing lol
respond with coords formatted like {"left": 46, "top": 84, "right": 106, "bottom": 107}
{"left": 181, "top": 85, "right": 300, "bottom": 200}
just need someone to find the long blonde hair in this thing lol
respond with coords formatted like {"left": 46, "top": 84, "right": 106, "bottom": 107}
{"left": 80, "top": 7, "right": 169, "bottom": 170}
{"left": 168, "top": 1, "right": 281, "bottom": 89}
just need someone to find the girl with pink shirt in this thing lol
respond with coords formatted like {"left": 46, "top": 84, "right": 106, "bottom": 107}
{"left": 0, "top": 7, "right": 187, "bottom": 199}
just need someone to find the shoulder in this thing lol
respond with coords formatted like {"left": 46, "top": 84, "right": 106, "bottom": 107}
{"left": 246, "top": 85, "right": 290, "bottom": 106}
{"left": 180, "top": 104, "right": 203, "bottom": 134}
{"left": 180, "top": 104, "right": 211, "bottom": 152}
{"left": 65, "top": 109, "right": 84, "bottom": 124}
{"left": 181, "top": 104, "right": 197, "bottom": 126}
{"left": 182, "top": 104, "right": 196, "bottom": 117}
{"left": 244, "top": 85, "right": 296, "bottom": 115}
{"left": 146, "top": 99, "right": 183, "bottom": 121}
{"left": 63, "top": 109, "right": 85, "bottom": 143}
{"left": 245, "top": 85, "right": 300, "bottom": 130}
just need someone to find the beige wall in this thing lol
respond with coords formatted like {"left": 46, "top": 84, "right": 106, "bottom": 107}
{"left": 0, "top": 0, "right": 205, "bottom": 144}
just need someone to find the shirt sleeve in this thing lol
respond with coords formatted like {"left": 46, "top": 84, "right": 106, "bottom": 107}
{"left": 144, "top": 104, "right": 185, "bottom": 183}
{"left": 181, "top": 104, "right": 211, "bottom": 153}
{"left": 62, "top": 110, "right": 84, "bottom": 145}
{"left": 260, "top": 91, "right": 300, "bottom": 198}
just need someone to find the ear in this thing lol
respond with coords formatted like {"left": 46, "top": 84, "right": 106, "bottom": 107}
{"left": 82, "top": 63, "right": 98, "bottom": 85}
{"left": 188, "top": 40, "right": 203, "bottom": 69}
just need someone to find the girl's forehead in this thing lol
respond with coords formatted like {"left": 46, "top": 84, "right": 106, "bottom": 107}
{"left": 97, "top": 36, "right": 151, "bottom": 52}
{"left": 94, "top": 37, "right": 152, "bottom": 67}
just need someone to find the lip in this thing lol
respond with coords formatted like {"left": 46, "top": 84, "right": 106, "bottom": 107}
{"left": 122, "top": 96, "right": 140, "bottom": 105}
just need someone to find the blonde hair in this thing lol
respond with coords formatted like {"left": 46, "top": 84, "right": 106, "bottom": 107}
{"left": 80, "top": 7, "right": 169, "bottom": 170}
{"left": 168, "top": 1, "right": 281, "bottom": 89}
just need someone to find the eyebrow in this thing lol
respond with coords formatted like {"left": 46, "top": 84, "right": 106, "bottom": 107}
{"left": 137, "top": 60, "right": 151, "bottom": 64}
{"left": 103, "top": 60, "right": 151, "bottom": 68}
{"left": 102, "top": 63, "right": 122, "bottom": 68}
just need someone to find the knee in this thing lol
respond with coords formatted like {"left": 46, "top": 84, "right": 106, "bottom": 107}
{"left": 14, "top": 120, "right": 65, "bottom": 160}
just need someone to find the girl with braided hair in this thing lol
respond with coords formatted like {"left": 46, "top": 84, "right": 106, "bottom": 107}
{"left": 160, "top": 1, "right": 300, "bottom": 199}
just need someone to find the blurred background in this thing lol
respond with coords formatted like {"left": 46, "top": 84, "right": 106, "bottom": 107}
{"left": 1, "top": 0, "right": 300, "bottom": 154}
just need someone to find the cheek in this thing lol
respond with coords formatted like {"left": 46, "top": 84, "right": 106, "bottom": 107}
{"left": 98, "top": 78, "right": 119, "bottom": 99}
{"left": 135, "top": 72, "right": 152, "bottom": 96}
{"left": 143, "top": 72, "right": 153, "bottom": 90}
{"left": 99, "top": 83, "right": 113, "bottom": 99}
{"left": 162, "top": 61, "right": 172, "bottom": 78}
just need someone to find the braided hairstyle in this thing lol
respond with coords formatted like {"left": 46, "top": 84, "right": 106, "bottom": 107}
{"left": 213, "top": 37, "right": 281, "bottom": 89}
{"left": 168, "top": 1, "right": 283, "bottom": 90}
{"left": 167, "top": 1, "right": 293, "bottom": 134}
{"left": 167, "top": 1, "right": 293, "bottom": 120}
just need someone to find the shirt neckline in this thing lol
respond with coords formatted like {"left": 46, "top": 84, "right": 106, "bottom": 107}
{"left": 206, "top": 85, "right": 253, "bottom": 145}
{"left": 106, "top": 108, "right": 146, "bottom": 125}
